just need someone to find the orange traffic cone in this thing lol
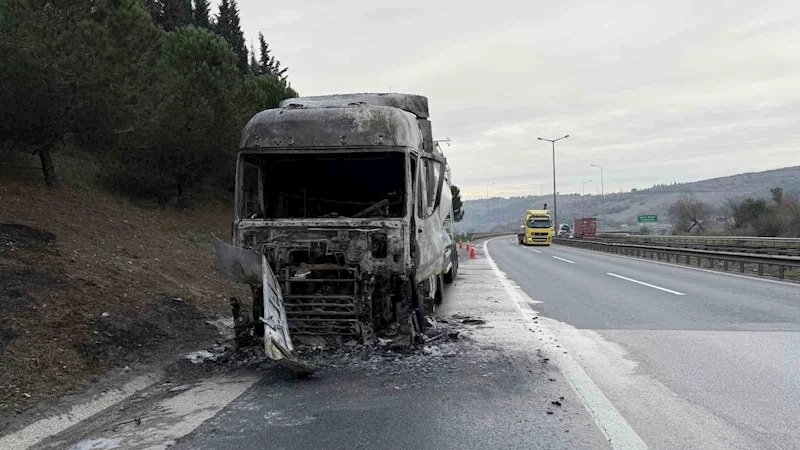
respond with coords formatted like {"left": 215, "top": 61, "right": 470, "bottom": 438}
{"left": 470, "top": 247, "right": 476, "bottom": 259}
{"left": 466, "top": 242, "right": 471, "bottom": 252}
{"left": 458, "top": 240, "right": 462, "bottom": 249}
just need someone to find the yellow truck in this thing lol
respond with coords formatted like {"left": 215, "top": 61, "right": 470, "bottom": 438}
{"left": 518, "top": 209, "right": 552, "bottom": 246}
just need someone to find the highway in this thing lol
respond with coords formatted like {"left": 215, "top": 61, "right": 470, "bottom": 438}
{"left": 488, "top": 236, "right": 800, "bottom": 450}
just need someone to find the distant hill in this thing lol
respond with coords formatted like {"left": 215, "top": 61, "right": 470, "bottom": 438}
{"left": 456, "top": 166, "right": 800, "bottom": 232}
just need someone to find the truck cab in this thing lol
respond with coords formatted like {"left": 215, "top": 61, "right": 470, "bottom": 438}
{"left": 521, "top": 209, "right": 552, "bottom": 246}
{"left": 223, "top": 93, "right": 456, "bottom": 345}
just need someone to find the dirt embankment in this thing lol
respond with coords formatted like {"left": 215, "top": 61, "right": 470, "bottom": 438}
{"left": 0, "top": 181, "right": 248, "bottom": 421}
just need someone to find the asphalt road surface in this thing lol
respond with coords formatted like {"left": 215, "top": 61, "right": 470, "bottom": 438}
{"left": 488, "top": 237, "right": 800, "bottom": 450}
{"left": 172, "top": 248, "right": 611, "bottom": 450}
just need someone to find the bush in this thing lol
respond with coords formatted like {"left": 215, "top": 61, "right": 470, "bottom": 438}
{"left": 726, "top": 189, "right": 800, "bottom": 237}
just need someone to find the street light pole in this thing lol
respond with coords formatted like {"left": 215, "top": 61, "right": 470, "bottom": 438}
{"left": 538, "top": 135, "right": 569, "bottom": 230}
{"left": 591, "top": 164, "right": 604, "bottom": 231}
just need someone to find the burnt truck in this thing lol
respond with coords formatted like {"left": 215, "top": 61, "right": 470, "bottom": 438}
{"left": 215, "top": 93, "right": 457, "bottom": 350}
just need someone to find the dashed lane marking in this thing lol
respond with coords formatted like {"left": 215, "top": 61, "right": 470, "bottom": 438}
{"left": 606, "top": 272, "right": 685, "bottom": 296}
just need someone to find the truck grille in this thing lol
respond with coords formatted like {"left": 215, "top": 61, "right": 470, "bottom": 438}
{"left": 282, "top": 268, "right": 362, "bottom": 337}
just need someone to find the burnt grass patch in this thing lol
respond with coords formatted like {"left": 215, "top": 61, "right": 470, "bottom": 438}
{"left": 0, "top": 270, "right": 60, "bottom": 313}
{"left": 0, "top": 223, "right": 56, "bottom": 255}
{"left": 0, "top": 321, "right": 21, "bottom": 353}
{"left": 77, "top": 296, "right": 218, "bottom": 365}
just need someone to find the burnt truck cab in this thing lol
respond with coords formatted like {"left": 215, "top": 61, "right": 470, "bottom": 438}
{"left": 231, "top": 93, "right": 456, "bottom": 343}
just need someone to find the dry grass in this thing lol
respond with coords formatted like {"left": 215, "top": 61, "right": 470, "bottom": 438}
{"left": 0, "top": 180, "right": 248, "bottom": 417}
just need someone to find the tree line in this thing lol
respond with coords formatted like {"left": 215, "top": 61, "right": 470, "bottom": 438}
{"left": 0, "top": 0, "right": 296, "bottom": 203}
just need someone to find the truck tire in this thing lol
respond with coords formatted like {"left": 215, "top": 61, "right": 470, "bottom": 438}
{"left": 444, "top": 247, "right": 458, "bottom": 283}
{"left": 435, "top": 273, "right": 445, "bottom": 304}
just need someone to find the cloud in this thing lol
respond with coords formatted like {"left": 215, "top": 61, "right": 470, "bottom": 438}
{"left": 236, "top": 0, "right": 800, "bottom": 199}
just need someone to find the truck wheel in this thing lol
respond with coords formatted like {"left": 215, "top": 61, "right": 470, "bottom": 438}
{"left": 435, "top": 273, "right": 445, "bottom": 304}
{"left": 444, "top": 249, "right": 458, "bottom": 283}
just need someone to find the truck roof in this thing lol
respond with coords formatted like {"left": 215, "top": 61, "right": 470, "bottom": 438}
{"left": 279, "top": 93, "right": 429, "bottom": 119}
{"left": 525, "top": 209, "right": 550, "bottom": 216}
{"left": 277, "top": 93, "right": 434, "bottom": 152}
{"left": 239, "top": 104, "right": 423, "bottom": 150}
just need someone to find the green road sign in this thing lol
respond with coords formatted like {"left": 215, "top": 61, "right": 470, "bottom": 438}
{"left": 637, "top": 215, "right": 658, "bottom": 223}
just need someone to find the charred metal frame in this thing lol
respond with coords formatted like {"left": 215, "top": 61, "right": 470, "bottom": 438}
{"left": 228, "top": 97, "right": 453, "bottom": 343}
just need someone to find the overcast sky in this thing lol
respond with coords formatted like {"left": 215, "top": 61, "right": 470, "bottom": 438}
{"left": 235, "top": 0, "right": 800, "bottom": 199}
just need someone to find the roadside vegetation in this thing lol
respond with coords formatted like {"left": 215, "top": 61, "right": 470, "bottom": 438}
{"left": 667, "top": 188, "right": 800, "bottom": 237}
{"left": 0, "top": 0, "right": 296, "bottom": 204}
{"left": 0, "top": 0, "right": 293, "bottom": 419}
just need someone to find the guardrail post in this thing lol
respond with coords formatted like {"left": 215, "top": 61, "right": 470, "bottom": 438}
{"left": 709, "top": 258, "right": 714, "bottom": 269}
{"left": 739, "top": 261, "right": 745, "bottom": 273}
{"left": 758, "top": 263, "right": 763, "bottom": 276}
{"left": 696, "top": 256, "right": 702, "bottom": 267}
{"left": 723, "top": 260, "right": 728, "bottom": 271}
{"left": 779, "top": 265, "right": 785, "bottom": 279}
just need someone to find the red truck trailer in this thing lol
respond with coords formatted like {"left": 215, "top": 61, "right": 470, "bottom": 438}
{"left": 574, "top": 217, "right": 597, "bottom": 238}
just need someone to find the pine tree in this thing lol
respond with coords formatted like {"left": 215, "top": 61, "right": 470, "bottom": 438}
{"left": 215, "top": 0, "right": 248, "bottom": 73}
{"left": 183, "top": 0, "right": 193, "bottom": 26}
{"left": 249, "top": 46, "right": 258, "bottom": 74}
{"left": 258, "top": 32, "right": 288, "bottom": 79}
{"left": 193, "top": 0, "right": 211, "bottom": 29}
{"left": 144, "top": 0, "right": 164, "bottom": 25}
{"left": 162, "top": 0, "right": 191, "bottom": 31}
{"left": 257, "top": 32, "right": 272, "bottom": 75}
{"left": 0, "top": 0, "right": 163, "bottom": 187}
{"left": 272, "top": 58, "right": 288, "bottom": 80}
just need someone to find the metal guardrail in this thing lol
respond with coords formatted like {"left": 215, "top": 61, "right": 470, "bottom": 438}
{"left": 553, "top": 238, "right": 800, "bottom": 281}
{"left": 592, "top": 234, "right": 800, "bottom": 257}
{"left": 596, "top": 234, "right": 800, "bottom": 246}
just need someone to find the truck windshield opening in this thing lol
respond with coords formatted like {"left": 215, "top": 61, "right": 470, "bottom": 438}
{"left": 241, "top": 152, "right": 406, "bottom": 219}
{"left": 527, "top": 218, "right": 551, "bottom": 228}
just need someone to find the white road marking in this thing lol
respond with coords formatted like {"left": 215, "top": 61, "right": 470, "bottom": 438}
{"left": 552, "top": 255, "right": 575, "bottom": 264}
{"left": 0, "top": 372, "right": 163, "bottom": 450}
{"left": 62, "top": 376, "right": 258, "bottom": 450}
{"left": 530, "top": 248, "right": 542, "bottom": 254}
{"left": 485, "top": 239, "right": 648, "bottom": 450}
{"left": 607, "top": 272, "right": 685, "bottom": 296}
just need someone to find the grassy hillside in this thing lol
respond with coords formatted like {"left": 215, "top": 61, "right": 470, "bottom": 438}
{"left": 457, "top": 166, "right": 800, "bottom": 232}
{"left": 0, "top": 180, "right": 248, "bottom": 419}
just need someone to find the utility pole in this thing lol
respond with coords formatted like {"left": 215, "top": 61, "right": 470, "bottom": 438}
{"left": 591, "top": 164, "right": 604, "bottom": 231}
{"left": 538, "top": 135, "right": 569, "bottom": 230}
